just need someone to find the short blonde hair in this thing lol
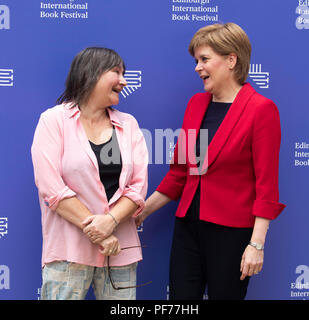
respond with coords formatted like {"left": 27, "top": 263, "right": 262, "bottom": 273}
{"left": 188, "top": 23, "right": 251, "bottom": 84}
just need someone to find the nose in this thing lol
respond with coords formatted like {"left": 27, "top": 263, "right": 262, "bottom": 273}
{"left": 119, "top": 74, "right": 127, "bottom": 87}
{"left": 195, "top": 61, "right": 202, "bottom": 73}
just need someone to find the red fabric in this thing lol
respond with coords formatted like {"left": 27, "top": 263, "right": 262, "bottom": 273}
{"left": 157, "top": 83, "right": 286, "bottom": 227}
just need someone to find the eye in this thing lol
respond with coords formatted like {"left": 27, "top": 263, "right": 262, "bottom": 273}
{"left": 112, "top": 67, "right": 121, "bottom": 74}
{"left": 201, "top": 56, "right": 208, "bottom": 62}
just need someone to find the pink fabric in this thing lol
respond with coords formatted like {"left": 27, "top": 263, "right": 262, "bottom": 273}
{"left": 31, "top": 104, "right": 148, "bottom": 267}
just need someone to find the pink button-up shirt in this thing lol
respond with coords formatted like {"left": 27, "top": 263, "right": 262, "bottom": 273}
{"left": 31, "top": 104, "right": 148, "bottom": 267}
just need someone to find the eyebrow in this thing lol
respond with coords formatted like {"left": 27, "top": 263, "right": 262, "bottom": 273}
{"left": 195, "top": 54, "right": 210, "bottom": 61}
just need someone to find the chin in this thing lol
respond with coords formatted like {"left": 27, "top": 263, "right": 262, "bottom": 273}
{"left": 204, "top": 85, "right": 213, "bottom": 93}
{"left": 110, "top": 97, "right": 119, "bottom": 106}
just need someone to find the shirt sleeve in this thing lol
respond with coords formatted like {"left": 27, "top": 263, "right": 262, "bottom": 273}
{"left": 31, "top": 109, "right": 76, "bottom": 211}
{"left": 251, "top": 99, "right": 286, "bottom": 220}
{"left": 122, "top": 117, "right": 148, "bottom": 217}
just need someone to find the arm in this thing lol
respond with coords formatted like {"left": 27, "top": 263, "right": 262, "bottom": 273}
{"left": 240, "top": 100, "right": 286, "bottom": 280}
{"left": 155, "top": 95, "right": 201, "bottom": 200}
{"left": 31, "top": 110, "right": 94, "bottom": 229}
{"left": 136, "top": 191, "right": 172, "bottom": 227}
{"left": 82, "top": 196, "right": 138, "bottom": 243}
{"left": 136, "top": 100, "right": 199, "bottom": 226}
{"left": 240, "top": 217, "right": 269, "bottom": 280}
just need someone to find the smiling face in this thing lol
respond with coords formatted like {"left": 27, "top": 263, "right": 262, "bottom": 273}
{"left": 87, "top": 65, "right": 127, "bottom": 108}
{"left": 194, "top": 45, "right": 237, "bottom": 100}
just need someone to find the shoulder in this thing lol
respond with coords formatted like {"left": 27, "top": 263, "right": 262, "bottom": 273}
{"left": 38, "top": 104, "right": 66, "bottom": 130}
{"left": 40, "top": 104, "right": 65, "bottom": 120}
{"left": 250, "top": 91, "right": 279, "bottom": 118}
{"left": 188, "top": 92, "right": 209, "bottom": 105}
{"left": 184, "top": 92, "right": 210, "bottom": 115}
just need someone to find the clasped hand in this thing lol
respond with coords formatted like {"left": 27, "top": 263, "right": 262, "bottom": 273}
{"left": 82, "top": 215, "right": 120, "bottom": 256}
{"left": 82, "top": 214, "right": 115, "bottom": 243}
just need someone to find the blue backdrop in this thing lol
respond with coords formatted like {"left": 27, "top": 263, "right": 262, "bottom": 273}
{"left": 1, "top": 0, "right": 309, "bottom": 300}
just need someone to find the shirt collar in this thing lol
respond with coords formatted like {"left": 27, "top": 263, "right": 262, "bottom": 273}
{"left": 106, "top": 107, "right": 123, "bottom": 128}
{"left": 65, "top": 103, "right": 123, "bottom": 128}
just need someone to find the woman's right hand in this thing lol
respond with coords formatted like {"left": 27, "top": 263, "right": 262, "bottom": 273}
{"left": 99, "top": 235, "right": 121, "bottom": 256}
{"left": 135, "top": 211, "right": 147, "bottom": 228}
{"left": 135, "top": 192, "right": 172, "bottom": 228}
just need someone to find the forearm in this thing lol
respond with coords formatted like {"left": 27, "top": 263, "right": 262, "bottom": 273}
{"left": 143, "top": 191, "right": 172, "bottom": 218}
{"left": 250, "top": 216, "right": 270, "bottom": 245}
{"left": 56, "top": 196, "right": 93, "bottom": 229}
{"left": 109, "top": 196, "right": 138, "bottom": 225}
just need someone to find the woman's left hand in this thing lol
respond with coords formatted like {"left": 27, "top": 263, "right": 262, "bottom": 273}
{"left": 240, "top": 245, "right": 264, "bottom": 280}
{"left": 82, "top": 214, "right": 116, "bottom": 244}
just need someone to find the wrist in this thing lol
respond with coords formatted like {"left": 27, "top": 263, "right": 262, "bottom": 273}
{"left": 107, "top": 212, "right": 119, "bottom": 227}
{"left": 248, "top": 241, "right": 264, "bottom": 251}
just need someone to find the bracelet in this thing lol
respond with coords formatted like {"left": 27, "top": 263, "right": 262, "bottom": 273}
{"left": 107, "top": 212, "right": 119, "bottom": 226}
{"left": 249, "top": 241, "right": 264, "bottom": 250}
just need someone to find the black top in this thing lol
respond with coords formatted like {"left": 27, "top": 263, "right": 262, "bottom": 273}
{"left": 89, "top": 129, "right": 122, "bottom": 202}
{"left": 187, "top": 101, "right": 232, "bottom": 221}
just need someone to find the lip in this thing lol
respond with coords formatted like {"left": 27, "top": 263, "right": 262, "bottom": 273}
{"left": 112, "top": 87, "right": 122, "bottom": 94}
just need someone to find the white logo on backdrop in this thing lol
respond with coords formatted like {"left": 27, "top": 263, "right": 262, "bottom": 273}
{"left": 294, "top": 265, "right": 309, "bottom": 289}
{"left": 0, "top": 69, "right": 14, "bottom": 86}
{"left": 0, "top": 5, "right": 10, "bottom": 30}
{"left": 290, "top": 264, "right": 309, "bottom": 299}
{"left": 296, "top": 3, "right": 309, "bottom": 30}
{"left": 121, "top": 70, "right": 142, "bottom": 98}
{"left": 0, "top": 217, "right": 8, "bottom": 239}
{"left": 0, "top": 265, "right": 10, "bottom": 290}
{"left": 249, "top": 64, "right": 269, "bottom": 89}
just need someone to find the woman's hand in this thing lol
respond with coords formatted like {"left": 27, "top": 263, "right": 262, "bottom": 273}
{"left": 240, "top": 245, "right": 264, "bottom": 280}
{"left": 99, "top": 235, "right": 121, "bottom": 256}
{"left": 135, "top": 211, "right": 147, "bottom": 228}
{"left": 82, "top": 214, "right": 116, "bottom": 243}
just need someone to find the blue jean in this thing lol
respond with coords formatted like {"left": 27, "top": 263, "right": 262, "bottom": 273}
{"left": 40, "top": 260, "right": 137, "bottom": 300}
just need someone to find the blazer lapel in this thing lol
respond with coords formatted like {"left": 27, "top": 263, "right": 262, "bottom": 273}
{"left": 200, "top": 83, "right": 256, "bottom": 173}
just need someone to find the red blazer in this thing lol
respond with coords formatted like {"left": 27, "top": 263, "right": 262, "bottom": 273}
{"left": 157, "top": 83, "right": 286, "bottom": 227}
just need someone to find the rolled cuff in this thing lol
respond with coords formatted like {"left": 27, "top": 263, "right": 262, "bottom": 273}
{"left": 252, "top": 199, "right": 286, "bottom": 220}
{"left": 43, "top": 186, "right": 76, "bottom": 211}
{"left": 122, "top": 189, "right": 145, "bottom": 217}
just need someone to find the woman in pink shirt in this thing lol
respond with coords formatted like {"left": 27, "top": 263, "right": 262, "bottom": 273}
{"left": 31, "top": 47, "right": 148, "bottom": 300}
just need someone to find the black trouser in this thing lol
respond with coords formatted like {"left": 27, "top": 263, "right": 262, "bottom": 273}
{"left": 169, "top": 217, "right": 252, "bottom": 300}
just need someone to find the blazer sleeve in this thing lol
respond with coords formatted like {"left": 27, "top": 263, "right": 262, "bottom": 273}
{"left": 251, "top": 99, "right": 286, "bottom": 220}
{"left": 156, "top": 96, "right": 197, "bottom": 200}
{"left": 31, "top": 109, "right": 76, "bottom": 211}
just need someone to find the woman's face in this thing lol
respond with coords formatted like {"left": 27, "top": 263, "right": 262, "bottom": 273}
{"left": 194, "top": 45, "right": 235, "bottom": 98}
{"left": 88, "top": 65, "right": 127, "bottom": 108}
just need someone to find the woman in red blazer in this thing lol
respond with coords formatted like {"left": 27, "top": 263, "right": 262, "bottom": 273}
{"left": 137, "top": 23, "right": 286, "bottom": 300}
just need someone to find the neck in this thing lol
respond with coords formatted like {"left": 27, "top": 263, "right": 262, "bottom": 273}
{"left": 212, "top": 82, "right": 242, "bottom": 103}
{"left": 80, "top": 99, "right": 110, "bottom": 123}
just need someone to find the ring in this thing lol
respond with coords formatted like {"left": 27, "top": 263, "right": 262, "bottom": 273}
{"left": 254, "top": 271, "right": 259, "bottom": 275}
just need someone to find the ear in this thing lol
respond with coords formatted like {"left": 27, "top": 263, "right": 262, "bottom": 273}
{"left": 228, "top": 53, "right": 238, "bottom": 69}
